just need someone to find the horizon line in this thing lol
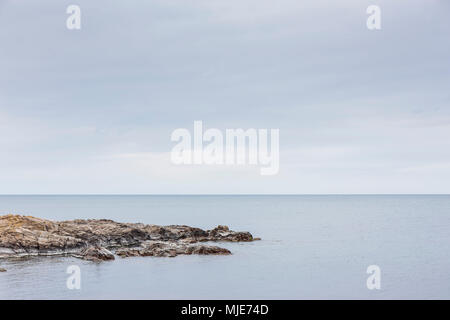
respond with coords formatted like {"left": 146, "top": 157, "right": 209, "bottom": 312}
{"left": 0, "top": 194, "right": 449, "bottom": 196}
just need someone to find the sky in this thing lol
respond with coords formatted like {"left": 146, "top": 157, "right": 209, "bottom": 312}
{"left": 0, "top": 0, "right": 449, "bottom": 194}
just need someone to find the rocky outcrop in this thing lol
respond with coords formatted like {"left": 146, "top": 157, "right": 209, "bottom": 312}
{"left": 0, "top": 215, "right": 258, "bottom": 262}
{"left": 116, "top": 241, "right": 231, "bottom": 258}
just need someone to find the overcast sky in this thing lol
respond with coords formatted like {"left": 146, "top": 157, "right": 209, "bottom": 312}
{"left": 0, "top": 0, "right": 449, "bottom": 194}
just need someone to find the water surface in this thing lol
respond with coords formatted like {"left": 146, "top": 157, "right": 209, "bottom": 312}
{"left": 0, "top": 195, "right": 449, "bottom": 299}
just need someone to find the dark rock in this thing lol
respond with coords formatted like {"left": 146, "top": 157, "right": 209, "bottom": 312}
{"left": 116, "top": 241, "right": 231, "bottom": 258}
{"left": 79, "top": 246, "right": 115, "bottom": 262}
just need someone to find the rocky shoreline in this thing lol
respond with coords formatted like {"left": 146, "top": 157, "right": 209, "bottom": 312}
{"left": 0, "top": 215, "right": 260, "bottom": 269}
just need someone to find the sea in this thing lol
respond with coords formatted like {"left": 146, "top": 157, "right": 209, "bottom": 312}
{"left": 0, "top": 195, "right": 449, "bottom": 299}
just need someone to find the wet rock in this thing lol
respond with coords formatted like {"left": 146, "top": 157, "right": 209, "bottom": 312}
{"left": 79, "top": 246, "right": 115, "bottom": 262}
{"left": 0, "top": 267, "right": 6, "bottom": 272}
{"left": 187, "top": 245, "right": 231, "bottom": 255}
{"left": 0, "top": 215, "right": 258, "bottom": 261}
{"left": 116, "top": 241, "right": 231, "bottom": 258}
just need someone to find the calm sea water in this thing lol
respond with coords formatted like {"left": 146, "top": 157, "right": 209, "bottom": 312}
{"left": 0, "top": 195, "right": 449, "bottom": 299}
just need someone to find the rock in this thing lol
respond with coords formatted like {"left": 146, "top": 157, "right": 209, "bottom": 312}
{"left": 208, "top": 225, "right": 253, "bottom": 242}
{"left": 187, "top": 245, "right": 231, "bottom": 255}
{"left": 79, "top": 246, "right": 115, "bottom": 262}
{"left": 216, "top": 225, "right": 229, "bottom": 231}
{"left": 116, "top": 241, "right": 231, "bottom": 258}
{"left": 0, "top": 267, "right": 6, "bottom": 272}
{"left": 0, "top": 215, "right": 258, "bottom": 261}
{"left": 0, "top": 215, "right": 85, "bottom": 257}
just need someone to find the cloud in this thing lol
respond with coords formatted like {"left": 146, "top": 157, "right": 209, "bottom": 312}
{"left": 0, "top": 0, "right": 449, "bottom": 193}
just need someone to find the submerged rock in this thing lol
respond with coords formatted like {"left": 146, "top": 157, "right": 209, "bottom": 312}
{"left": 0, "top": 214, "right": 258, "bottom": 261}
